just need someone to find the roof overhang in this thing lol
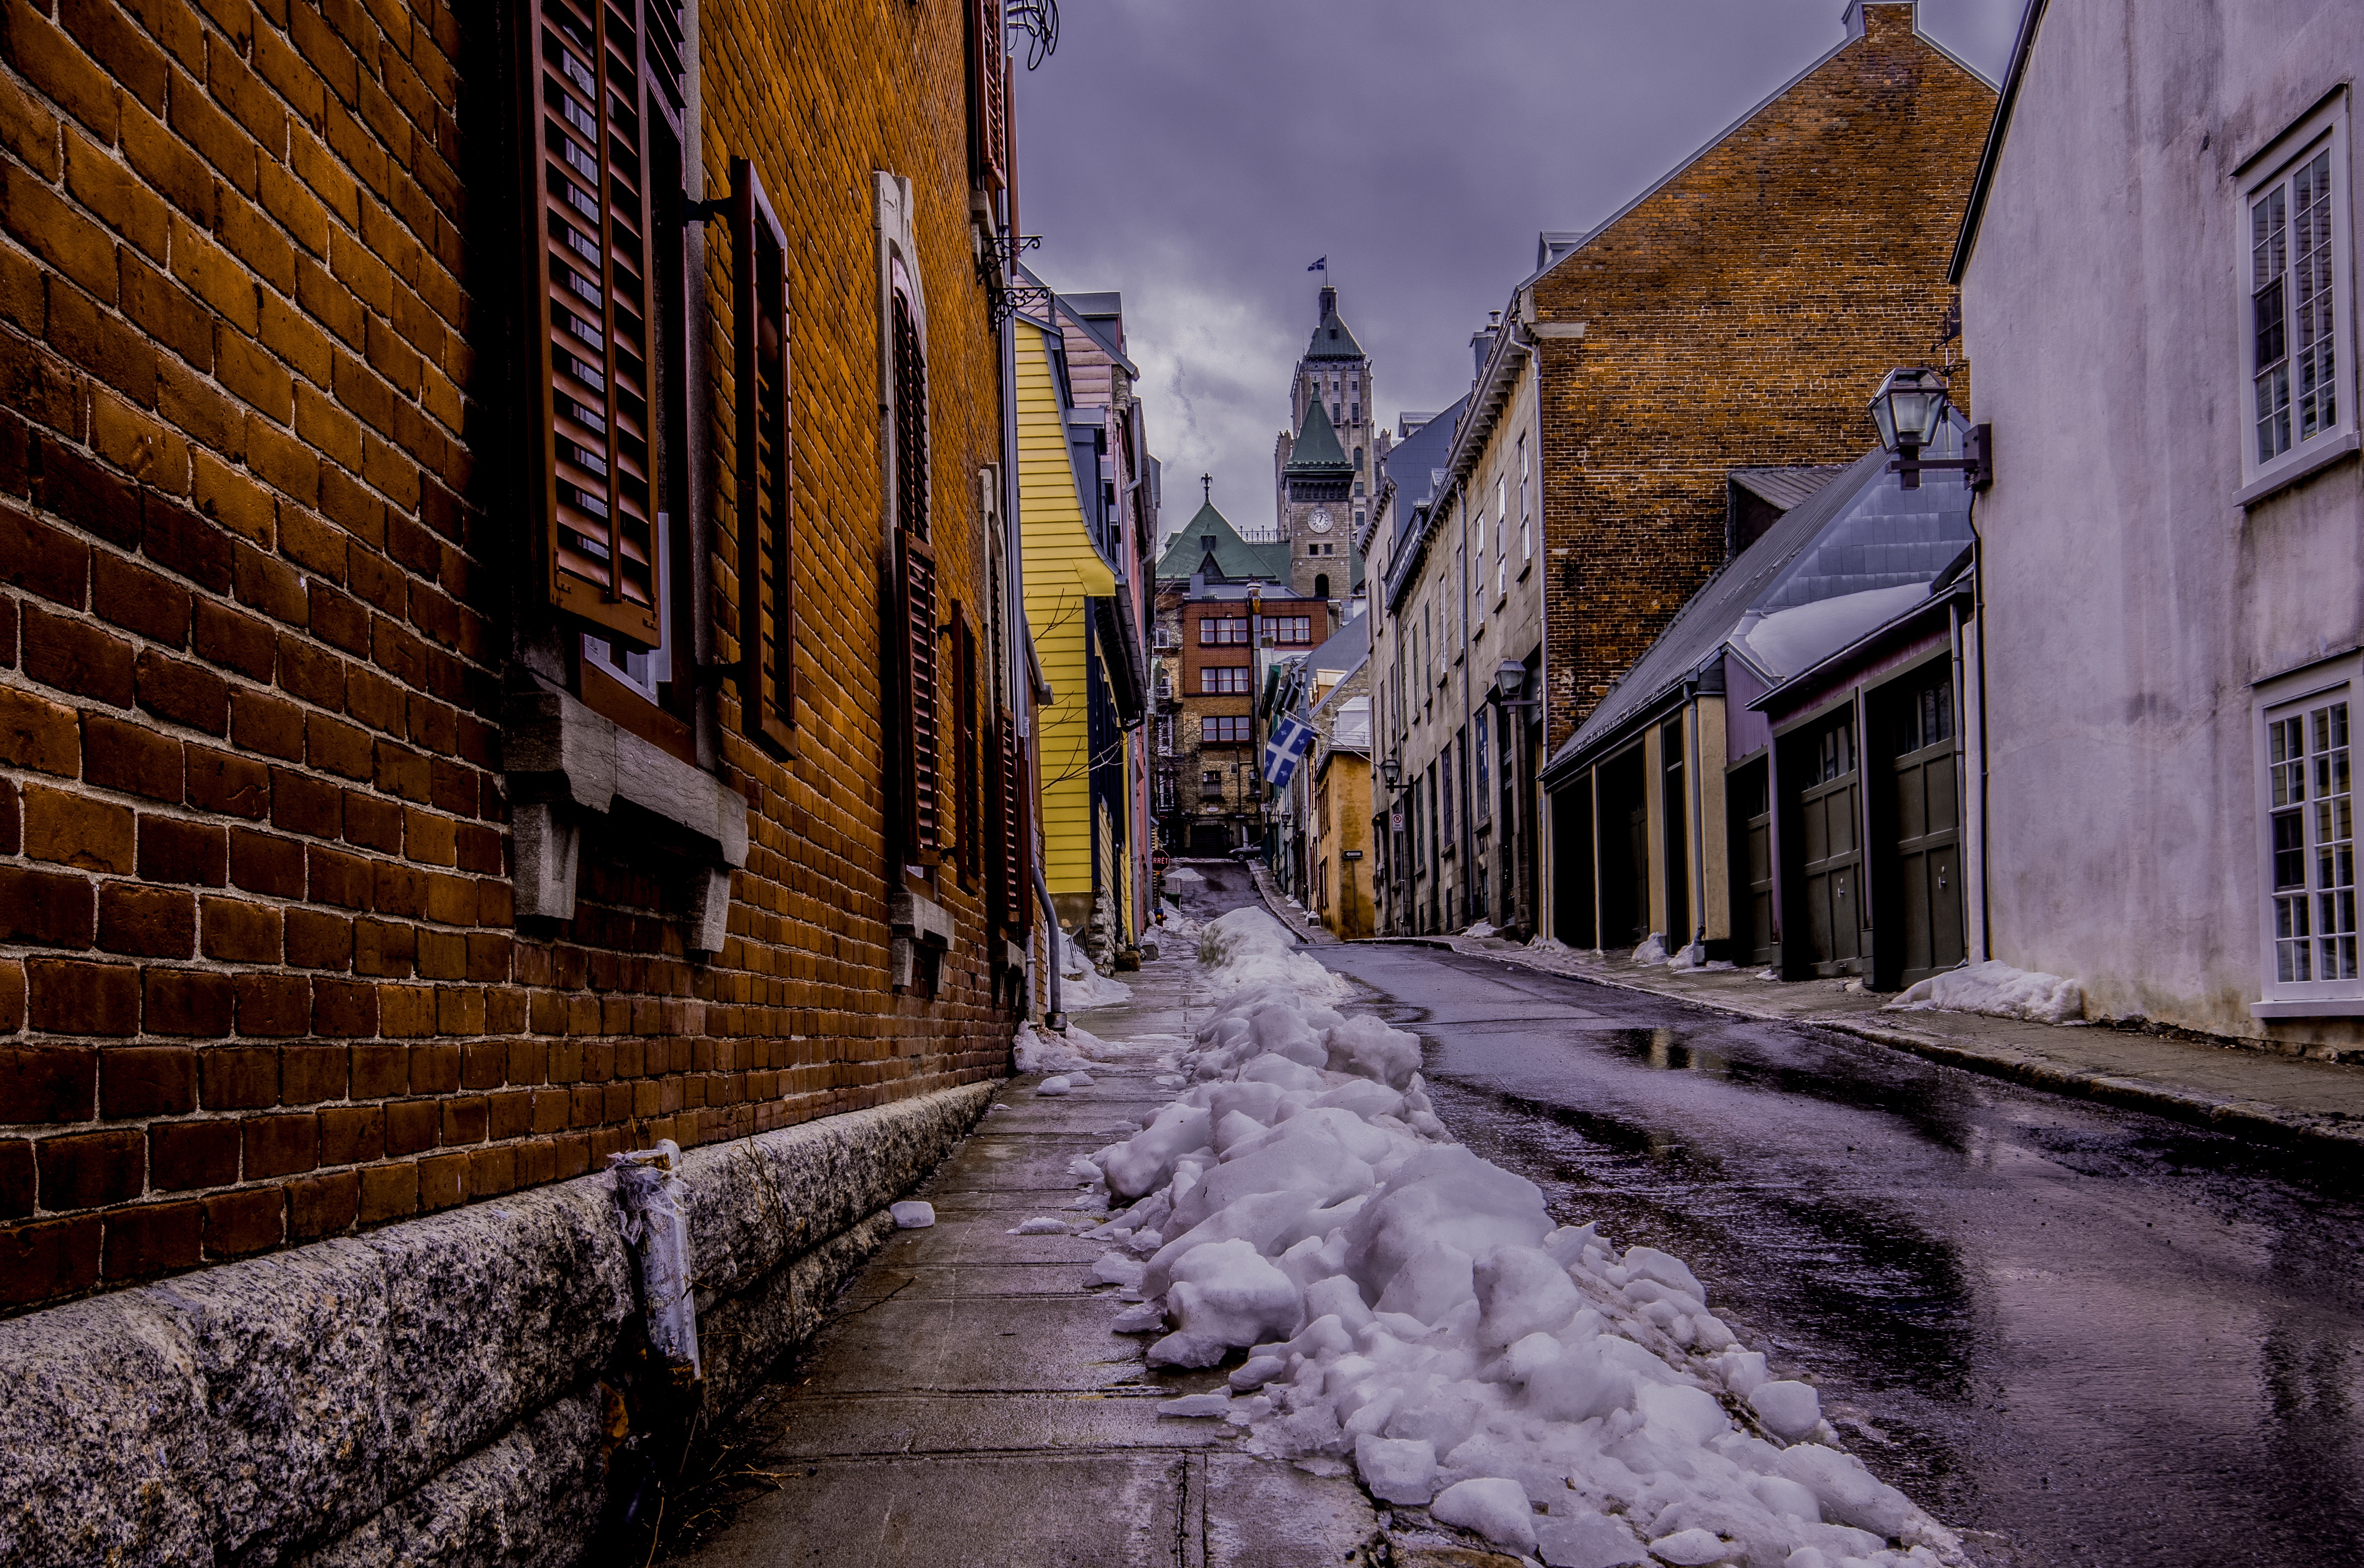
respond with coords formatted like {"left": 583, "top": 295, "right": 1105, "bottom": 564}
{"left": 1749, "top": 577, "right": 1972, "bottom": 716}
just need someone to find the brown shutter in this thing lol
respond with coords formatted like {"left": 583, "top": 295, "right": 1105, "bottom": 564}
{"left": 520, "top": 0, "right": 662, "bottom": 647}
{"left": 901, "top": 533, "right": 941, "bottom": 863}
{"left": 891, "top": 285, "right": 939, "bottom": 862}
{"left": 969, "top": 0, "right": 1010, "bottom": 196}
{"left": 954, "top": 607, "right": 981, "bottom": 887}
{"left": 995, "top": 709, "right": 1029, "bottom": 935}
{"left": 732, "top": 157, "right": 794, "bottom": 756}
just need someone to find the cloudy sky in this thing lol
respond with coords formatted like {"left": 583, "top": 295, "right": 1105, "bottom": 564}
{"left": 1014, "top": 1, "right": 2023, "bottom": 548}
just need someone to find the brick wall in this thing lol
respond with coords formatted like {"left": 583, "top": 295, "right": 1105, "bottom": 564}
{"left": 0, "top": 0, "right": 1015, "bottom": 1315}
{"left": 1533, "top": 3, "right": 1992, "bottom": 755}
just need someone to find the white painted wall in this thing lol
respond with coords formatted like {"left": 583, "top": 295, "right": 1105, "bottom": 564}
{"left": 1961, "top": 0, "right": 2364, "bottom": 1040}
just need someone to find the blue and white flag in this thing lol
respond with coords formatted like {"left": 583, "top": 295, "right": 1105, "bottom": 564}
{"left": 1306, "top": 256, "right": 1327, "bottom": 273}
{"left": 1261, "top": 713, "right": 1318, "bottom": 789}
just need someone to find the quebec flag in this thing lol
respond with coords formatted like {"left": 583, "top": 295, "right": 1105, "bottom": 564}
{"left": 1261, "top": 713, "right": 1317, "bottom": 790}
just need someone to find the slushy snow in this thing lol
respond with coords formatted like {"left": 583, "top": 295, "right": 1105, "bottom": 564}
{"left": 1885, "top": 959, "right": 2084, "bottom": 1025}
{"left": 1058, "top": 926, "right": 1135, "bottom": 1009}
{"left": 1078, "top": 905, "right": 1963, "bottom": 1568}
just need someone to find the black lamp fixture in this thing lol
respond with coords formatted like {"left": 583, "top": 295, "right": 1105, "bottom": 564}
{"left": 1492, "top": 660, "right": 1541, "bottom": 709}
{"left": 1380, "top": 755, "right": 1402, "bottom": 789}
{"left": 1867, "top": 367, "right": 1991, "bottom": 492}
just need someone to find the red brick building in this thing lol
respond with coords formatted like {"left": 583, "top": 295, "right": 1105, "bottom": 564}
{"left": 0, "top": 0, "right": 1035, "bottom": 1324}
{"left": 1528, "top": 1, "right": 1994, "bottom": 753}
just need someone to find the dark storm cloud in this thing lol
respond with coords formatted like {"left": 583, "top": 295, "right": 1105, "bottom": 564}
{"left": 1014, "top": 1, "right": 2022, "bottom": 543}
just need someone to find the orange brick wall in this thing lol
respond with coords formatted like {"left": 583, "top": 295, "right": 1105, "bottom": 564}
{"left": 0, "top": 0, "right": 1015, "bottom": 1314}
{"left": 1534, "top": 4, "right": 1992, "bottom": 754}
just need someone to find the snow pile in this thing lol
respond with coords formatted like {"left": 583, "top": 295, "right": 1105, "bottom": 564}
{"left": 1166, "top": 866, "right": 1207, "bottom": 884}
{"left": 1015, "top": 1020, "right": 1143, "bottom": 1075}
{"left": 1885, "top": 960, "right": 2084, "bottom": 1026}
{"left": 1081, "top": 905, "right": 1963, "bottom": 1568}
{"left": 1464, "top": 921, "right": 1498, "bottom": 939}
{"left": 1057, "top": 927, "right": 1134, "bottom": 1009}
{"left": 1160, "top": 897, "right": 1203, "bottom": 941}
{"left": 1632, "top": 935, "right": 1670, "bottom": 966}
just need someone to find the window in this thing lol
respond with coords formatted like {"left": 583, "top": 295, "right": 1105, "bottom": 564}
{"left": 1313, "top": 573, "right": 1330, "bottom": 600}
{"left": 2269, "top": 697, "right": 2356, "bottom": 984}
{"left": 1897, "top": 676, "right": 1954, "bottom": 754}
{"left": 1812, "top": 719, "right": 1855, "bottom": 783}
{"left": 1202, "top": 769, "right": 1225, "bottom": 799}
{"left": 1354, "top": 446, "right": 1365, "bottom": 470}
{"left": 1201, "top": 666, "right": 1251, "bottom": 695}
{"left": 1155, "top": 770, "right": 1175, "bottom": 812}
{"left": 1473, "top": 707, "right": 1491, "bottom": 825}
{"left": 2240, "top": 104, "right": 2354, "bottom": 496}
{"left": 1272, "top": 616, "right": 1312, "bottom": 645}
{"left": 1518, "top": 433, "right": 1533, "bottom": 562}
{"left": 1204, "top": 715, "right": 1251, "bottom": 746}
{"left": 1155, "top": 714, "right": 1174, "bottom": 754}
{"left": 1200, "top": 617, "right": 1248, "bottom": 645}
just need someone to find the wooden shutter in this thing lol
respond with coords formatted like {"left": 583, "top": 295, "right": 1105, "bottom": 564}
{"left": 520, "top": 0, "right": 662, "bottom": 647}
{"left": 901, "top": 533, "right": 941, "bottom": 863}
{"left": 732, "top": 157, "right": 794, "bottom": 756}
{"left": 891, "top": 284, "right": 940, "bottom": 863}
{"left": 994, "top": 708, "right": 1029, "bottom": 935}
{"left": 954, "top": 607, "right": 981, "bottom": 886}
{"left": 969, "top": 0, "right": 1009, "bottom": 195}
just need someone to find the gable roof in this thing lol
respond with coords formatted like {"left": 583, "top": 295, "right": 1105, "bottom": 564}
{"left": 1284, "top": 397, "right": 1352, "bottom": 475}
{"left": 1544, "top": 428, "right": 1979, "bottom": 778}
{"left": 1153, "top": 497, "right": 1291, "bottom": 584}
{"left": 1730, "top": 465, "right": 1852, "bottom": 512}
{"left": 1537, "top": 3, "right": 1997, "bottom": 292}
{"left": 1304, "top": 288, "right": 1365, "bottom": 362}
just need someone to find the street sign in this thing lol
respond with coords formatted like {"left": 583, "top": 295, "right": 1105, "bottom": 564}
{"left": 1342, "top": 850, "right": 1363, "bottom": 861}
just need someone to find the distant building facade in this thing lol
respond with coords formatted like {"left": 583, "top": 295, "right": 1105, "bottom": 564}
{"left": 1273, "top": 287, "right": 1374, "bottom": 607}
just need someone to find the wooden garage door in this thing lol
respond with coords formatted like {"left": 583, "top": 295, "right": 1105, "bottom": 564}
{"left": 1797, "top": 712, "right": 1862, "bottom": 969}
{"left": 1888, "top": 675, "right": 1965, "bottom": 986}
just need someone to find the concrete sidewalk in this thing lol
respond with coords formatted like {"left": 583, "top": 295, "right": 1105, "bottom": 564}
{"left": 661, "top": 940, "right": 1384, "bottom": 1567}
{"left": 1383, "top": 935, "right": 2364, "bottom": 1163}
{"left": 1246, "top": 858, "right": 1340, "bottom": 945}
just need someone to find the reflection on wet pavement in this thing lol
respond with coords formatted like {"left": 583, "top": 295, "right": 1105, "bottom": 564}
{"left": 1315, "top": 942, "right": 2364, "bottom": 1568}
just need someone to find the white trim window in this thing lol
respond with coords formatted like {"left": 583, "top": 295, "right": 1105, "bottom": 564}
{"left": 2239, "top": 100, "right": 2356, "bottom": 500}
{"left": 2256, "top": 658, "right": 2364, "bottom": 1015}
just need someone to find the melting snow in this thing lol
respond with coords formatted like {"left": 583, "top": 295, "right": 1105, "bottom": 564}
{"left": 1885, "top": 960, "right": 2084, "bottom": 1025}
{"left": 1078, "top": 906, "right": 1964, "bottom": 1568}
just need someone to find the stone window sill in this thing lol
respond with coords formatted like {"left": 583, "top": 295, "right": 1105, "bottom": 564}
{"left": 2250, "top": 995, "right": 2364, "bottom": 1019}
{"left": 503, "top": 681, "right": 749, "bottom": 954}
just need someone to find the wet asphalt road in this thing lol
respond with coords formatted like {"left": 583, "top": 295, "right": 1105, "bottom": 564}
{"left": 1164, "top": 865, "right": 2364, "bottom": 1568}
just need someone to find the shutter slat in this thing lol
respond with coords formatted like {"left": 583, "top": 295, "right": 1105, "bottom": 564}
{"left": 903, "top": 533, "right": 941, "bottom": 862}
{"left": 971, "top": 0, "right": 1009, "bottom": 194}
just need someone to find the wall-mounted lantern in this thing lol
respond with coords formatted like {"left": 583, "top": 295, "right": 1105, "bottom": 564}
{"left": 1867, "top": 367, "right": 1991, "bottom": 492}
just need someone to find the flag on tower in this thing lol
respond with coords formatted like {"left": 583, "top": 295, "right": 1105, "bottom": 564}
{"left": 1261, "top": 712, "right": 1318, "bottom": 790}
{"left": 1306, "top": 256, "right": 1327, "bottom": 273}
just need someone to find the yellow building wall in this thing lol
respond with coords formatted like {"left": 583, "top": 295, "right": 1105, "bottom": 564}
{"left": 1016, "top": 320, "right": 1114, "bottom": 904}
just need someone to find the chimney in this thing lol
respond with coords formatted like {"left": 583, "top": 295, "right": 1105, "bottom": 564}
{"left": 1471, "top": 321, "right": 1499, "bottom": 379}
{"left": 1318, "top": 285, "right": 1337, "bottom": 321}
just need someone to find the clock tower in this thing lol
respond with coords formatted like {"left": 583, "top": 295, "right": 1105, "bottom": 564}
{"left": 1273, "top": 284, "right": 1371, "bottom": 605}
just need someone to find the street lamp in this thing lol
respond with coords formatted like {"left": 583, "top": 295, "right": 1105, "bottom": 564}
{"left": 1866, "top": 367, "right": 1991, "bottom": 492}
{"left": 1492, "top": 660, "right": 1539, "bottom": 709}
{"left": 1380, "top": 755, "right": 1402, "bottom": 789}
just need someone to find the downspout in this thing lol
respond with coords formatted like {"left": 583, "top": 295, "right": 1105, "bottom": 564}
{"left": 1686, "top": 682, "right": 1706, "bottom": 954}
{"left": 1971, "top": 533, "right": 1993, "bottom": 963}
{"left": 1035, "top": 858, "right": 1065, "bottom": 1029}
{"left": 1588, "top": 764, "right": 1603, "bottom": 953}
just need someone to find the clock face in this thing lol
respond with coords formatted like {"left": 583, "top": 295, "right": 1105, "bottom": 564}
{"left": 1308, "top": 511, "right": 1333, "bottom": 534}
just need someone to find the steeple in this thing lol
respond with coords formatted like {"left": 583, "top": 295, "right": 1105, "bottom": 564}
{"left": 1304, "top": 285, "right": 1365, "bottom": 362}
{"left": 1285, "top": 397, "right": 1352, "bottom": 477}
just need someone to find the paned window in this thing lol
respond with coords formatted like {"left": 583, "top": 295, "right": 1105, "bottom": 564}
{"left": 1155, "top": 771, "right": 1175, "bottom": 812}
{"left": 1812, "top": 719, "right": 1855, "bottom": 784}
{"left": 1204, "top": 715, "right": 1251, "bottom": 746}
{"left": 1200, "top": 617, "right": 1248, "bottom": 645}
{"left": 2268, "top": 698, "right": 2356, "bottom": 984}
{"left": 1155, "top": 715, "right": 1175, "bottom": 754}
{"left": 1202, "top": 769, "right": 1225, "bottom": 798}
{"left": 2240, "top": 108, "right": 2353, "bottom": 495}
{"left": 1272, "top": 617, "right": 1313, "bottom": 645}
{"left": 1202, "top": 666, "right": 1252, "bottom": 694}
{"left": 1518, "top": 433, "right": 1532, "bottom": 562}
{"left": 1897, "top": 676, "right": 1954, "bottom": 754}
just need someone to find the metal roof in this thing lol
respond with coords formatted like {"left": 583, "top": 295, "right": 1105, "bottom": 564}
{"left": 1543, "top": 426, "right": 1978, "bottom": 779}
{"left": 1730, "top": 465, "right": 1852, "bottom": 512}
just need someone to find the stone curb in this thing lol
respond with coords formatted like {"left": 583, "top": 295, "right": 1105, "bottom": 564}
{"left": 0, "top": 1081, "right": 994, "bottom": 1568}
{"left": 1362, "top": 938, "right": 2364, "bottom": 1165}
{"left": 1247, "top": 860, "right": 1339, "bottom": 945}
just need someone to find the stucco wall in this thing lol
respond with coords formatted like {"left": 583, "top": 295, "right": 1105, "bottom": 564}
{"left": 1961, "top": 0, "right": 2364, "bottom": 1042}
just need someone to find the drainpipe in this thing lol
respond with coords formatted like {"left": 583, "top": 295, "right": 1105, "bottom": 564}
{"left": 610, "top": 1140, "right": 701, "bottom": 1385}
{"left": 1686, "top": 682, "right": 1706, "bottom": 955}
{"left": 1034, "top": 859, "right": 1066, "bottom": 1030}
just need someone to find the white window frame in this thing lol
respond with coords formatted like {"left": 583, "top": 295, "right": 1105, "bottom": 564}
{"left": 2235, "top": 97, "right": 2359, "bottom": 506}
{"left": 2253, "top": 651, "right": 2364, "bottom": 1016}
